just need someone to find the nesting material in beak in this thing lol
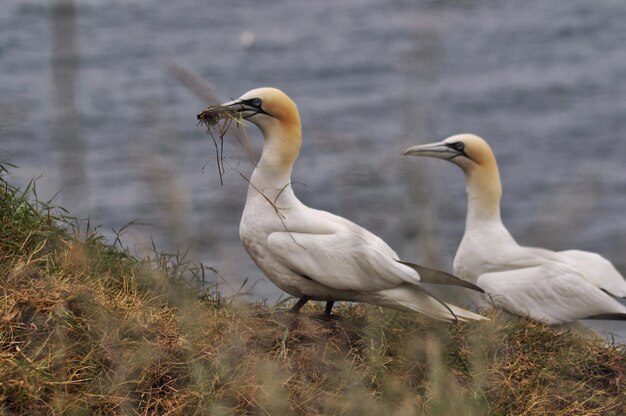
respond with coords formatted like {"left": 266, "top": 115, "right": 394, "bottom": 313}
{"left": 196, "top": 103, "right": 248, "bottom": 186}
{"left": 196, "top": 104, "right": 244, "bottom": 138}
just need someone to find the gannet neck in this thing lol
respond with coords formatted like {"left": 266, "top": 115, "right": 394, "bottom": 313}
{"left": 464, "top": 161, "right": 503, "bottom": 224}
{"left": 255, "top": 117, "right": 302, "bottom": 183}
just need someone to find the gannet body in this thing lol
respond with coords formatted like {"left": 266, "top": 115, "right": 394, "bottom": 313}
{"left": 404, "top": 134, "right": 626, "bottom": 324}
{"left": 219, "top": 88, "right": 487, "bottom": 321}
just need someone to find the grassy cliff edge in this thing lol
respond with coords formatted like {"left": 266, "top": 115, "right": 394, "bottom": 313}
{"left": 1, "top": 167, "right": 624, "bottom": 415}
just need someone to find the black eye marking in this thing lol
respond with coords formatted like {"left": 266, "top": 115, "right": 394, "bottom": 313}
{"left": 445, "top": 142, "right": 470, "bottom": 159}
{"left": 237, "top": 97, "right": 270, "bottom": 117}
{"left": 242, "top": 98, "right": 263, "bottom": 110}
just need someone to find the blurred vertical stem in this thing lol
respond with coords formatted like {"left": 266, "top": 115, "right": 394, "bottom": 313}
{"left": 51, "top": 0, "right": 87, "bottom": 212}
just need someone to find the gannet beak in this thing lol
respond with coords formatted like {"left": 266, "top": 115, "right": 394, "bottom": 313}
{"left": 220, "top": 98, "right": 242, "bottom": 108}
{"left": 403, "top": 142, "right": 461, "bottom": 160}
{"left": 220, "top": 98, "right": 269, "bottom": 119}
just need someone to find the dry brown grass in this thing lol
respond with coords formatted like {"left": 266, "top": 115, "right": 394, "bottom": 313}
{"left": 1, "top": 166, "right": 625, "bottom": 415}
{"left": 196, "top": 104, "right": 246, "bottom": 185}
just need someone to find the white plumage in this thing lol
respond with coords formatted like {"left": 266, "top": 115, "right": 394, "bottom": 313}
{"left": 219, "top": 88, "right": 487, "bottom": 322}
{"left": 404, "top": 134, "right": 626, "bottom": 324}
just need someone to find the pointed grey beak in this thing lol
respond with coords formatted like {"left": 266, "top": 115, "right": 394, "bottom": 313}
{"left": 220, "top": 98, "right": 269, "bottom": 119}
{"left": 196, "top": 99, "right": 249, "bottom": 121}
{"left": 221, "top": 99, "right": 243, "bottom": 108}
{"left": 403, "top": 141, "right": 459, "bottom": 159}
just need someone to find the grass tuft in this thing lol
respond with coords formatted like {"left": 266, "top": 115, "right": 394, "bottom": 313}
{"left": 1, "top": 164, "right": 624, "bottom": 415}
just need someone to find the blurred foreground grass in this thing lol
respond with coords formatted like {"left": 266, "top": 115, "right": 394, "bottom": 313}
{"left": 1, "top": 164, "right": 625, "bottom": 415}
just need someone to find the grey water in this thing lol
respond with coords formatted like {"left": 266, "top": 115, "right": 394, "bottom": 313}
{"left": 1, "top": 0, "right": 625, "bottom": 340}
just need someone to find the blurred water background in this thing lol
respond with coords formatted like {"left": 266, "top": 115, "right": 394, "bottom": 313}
{"left": 2, "top": 0, "right": 625, "bottom": 339}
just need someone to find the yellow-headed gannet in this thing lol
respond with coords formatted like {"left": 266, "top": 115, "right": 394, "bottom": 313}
{"left": 404, "top": 134, "right": 626, "bottom": 324}
{"left": 214, "top": 88, "right": 487, "bottom": 321}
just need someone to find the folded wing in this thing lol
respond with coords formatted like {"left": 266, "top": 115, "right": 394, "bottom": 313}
{"left": 557, "top": 250, "right": 626, "bottom": 297}
{"left": 267, "top": 231, "right": 418, "bottom": 292}
{"left": 477, "top": 261, "right": 626, "bottom": 324}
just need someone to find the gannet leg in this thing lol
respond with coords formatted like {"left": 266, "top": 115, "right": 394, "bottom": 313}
{"left": 288, "top": 296, "right": 311, "bottom": 313}
{"left": 324, "top": 301, "right": 335, "bottom": 316}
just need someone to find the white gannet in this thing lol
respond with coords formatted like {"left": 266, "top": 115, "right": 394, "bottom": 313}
{"left": 216, "top": 88, "right": 487, "bottom": 321}
{"left": 404, "top": 134, "right": 626, "bottom": 324}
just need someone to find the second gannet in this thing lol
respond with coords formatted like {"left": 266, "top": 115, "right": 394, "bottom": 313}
{"left": 404, "top": 134, "right": 626, "bottom": 324}
{"left": 214, "top": 88, "right": 487, "bottom": 321}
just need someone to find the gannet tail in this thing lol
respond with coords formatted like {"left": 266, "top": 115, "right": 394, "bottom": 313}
{"left": 372, "top": 284, "right": 489, "bottom": 322}
{"left": 396, "top": 260, "right": 485, "bottom": 293}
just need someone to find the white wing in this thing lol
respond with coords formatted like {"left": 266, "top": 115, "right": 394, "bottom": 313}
{"left": 267, "top": 230, "right": 418, "bottom": 292}
{"left": 306, "top": 207, "right": 400, "bottom": 258}
{"left": 557, "top": 250, "right": 626, "bottom": 297}
{"left": 477, "top": 261, "right": 626, "bottom": 324}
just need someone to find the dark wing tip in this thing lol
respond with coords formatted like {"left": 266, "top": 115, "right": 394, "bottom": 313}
{"left": 583, "top": 313, "right": 626, "bottom": 321}
{"left": 396, "top": 260, "right": 485, "bottom": 293}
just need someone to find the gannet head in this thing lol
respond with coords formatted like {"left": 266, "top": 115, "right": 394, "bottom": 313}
{"left": 221, "top": 87, "right": 301, "bottom": 137}
{"left": 404, "top": 134, "right": 503, "bottom": 206}
{"left": 403, "top": 134, "right": 496, "bottom": 172}
{"left": 221, "top": 87, "right": 302, "bottom": 173}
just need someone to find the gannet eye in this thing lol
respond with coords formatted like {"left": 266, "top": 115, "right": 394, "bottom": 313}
{"left": 453, "top": 142, "right": 465, "bottom": 152}
{"left": 251, "top": 98, "right": 262, "bottom": 108}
